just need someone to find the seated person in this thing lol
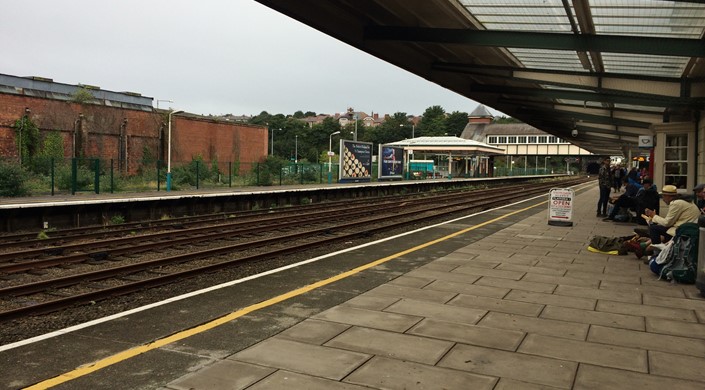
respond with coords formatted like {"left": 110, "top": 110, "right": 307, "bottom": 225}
{"left": 643, "top": 184, "right": 701, "bottom": 244}
{"left": 603, "top": 177, "right": 640, "bottom": 221}
{"left": 695, "top": 183, "right": 705, "bottom": 213}
{"left": 634, "top": 178, "right": 659, "bottom": 225}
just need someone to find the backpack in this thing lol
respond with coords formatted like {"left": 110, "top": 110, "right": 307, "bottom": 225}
{"left": 658, "top": 222, "right": 699, "bottom": 283}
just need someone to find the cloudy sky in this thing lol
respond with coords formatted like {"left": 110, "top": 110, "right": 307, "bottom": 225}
{"left": 1, "top": 0, "right": 501, "bottom": 118}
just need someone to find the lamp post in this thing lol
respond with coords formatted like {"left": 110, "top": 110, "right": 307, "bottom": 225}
{"left": 271, "top": 127, "right": 281, "bottom": 155}
{"left": 166, "top": 109, "right": 183, "bottom": 191}
{"left": 328, "top": 131, "right": 340, "bottom": 183}
{"left": 544, "top": 156, "right": 551, "bottom": 173}
{"left": 295, "top": 135, "right": 298, "bottom": 163}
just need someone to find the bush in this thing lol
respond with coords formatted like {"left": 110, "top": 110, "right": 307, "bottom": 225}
{"left": 0, "top": 161, "right": 30, "bottom": 197}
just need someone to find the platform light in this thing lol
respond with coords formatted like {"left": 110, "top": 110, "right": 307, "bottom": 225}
{"left": 167, "top": 109, "right": 184, "bottom": 192}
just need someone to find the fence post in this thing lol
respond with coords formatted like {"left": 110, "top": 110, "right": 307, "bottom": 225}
{"left": 157, "top": 160, "right": 161, "bottom": 191}
{"left": 94, "top": 159, "right": 100, "bottom": 194}
{"left": 196, "top": 161, "right": 200, "bottom": 190}
{"left": 50, "top": 158, "right": 55, "bottom": 196}
{"left": 71, "top": 158, "right": 77, "bottom": 195}
{"left": 110, "top": 159, "right": 114, "bottom": 193}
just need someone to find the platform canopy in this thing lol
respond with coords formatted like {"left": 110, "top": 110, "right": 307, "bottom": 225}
{"left": 386, "top": 136, "right": 504, "bottom": 156}
{"left": 255, "top": 0, "right": 705, "bottom": 157}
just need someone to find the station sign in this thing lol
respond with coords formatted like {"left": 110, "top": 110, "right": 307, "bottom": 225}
{"left": 638, "top": 135, "right": 653, "bottom": 148}
{"left": 548, "top": 188, "right": 574, "bottom": 226}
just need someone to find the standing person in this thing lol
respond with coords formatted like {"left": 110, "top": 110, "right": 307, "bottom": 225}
{"left": 597, "top": 157, "right": 612, "bottom": 217}
{"left": 643, "top": 185, "right": 700, "bottom": 244}
{"left": 613, "top": 165, "right": 622, "bottom": 192}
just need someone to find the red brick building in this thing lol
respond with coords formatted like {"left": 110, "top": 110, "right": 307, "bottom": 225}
{"left": 0, "top": 74, "right": 267, "bottom": 174}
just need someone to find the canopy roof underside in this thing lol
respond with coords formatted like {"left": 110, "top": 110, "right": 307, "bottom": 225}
{"left": 255, "top": 0, "right": 705, "bottom": 156}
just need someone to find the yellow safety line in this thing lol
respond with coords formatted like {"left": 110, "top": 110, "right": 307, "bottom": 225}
{"left": 25, "top": 199, "right": 548, "bottom": 389}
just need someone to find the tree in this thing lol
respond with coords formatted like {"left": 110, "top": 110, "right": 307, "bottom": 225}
{"left": 418, "top": 105, "right": 447, "bottom": 136}
{"left": 494, "top": 116, "right": 522, "bottom": 124}
{"left": 445, "top": 111, "right": 469, "bottom": 137}
{"left": 293, "top": 111, "right": 305, "bottom": 119}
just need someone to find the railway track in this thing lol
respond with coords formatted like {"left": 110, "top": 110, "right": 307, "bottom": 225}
{"left": 0, "top": 177, "right": 591, "bottom": 321}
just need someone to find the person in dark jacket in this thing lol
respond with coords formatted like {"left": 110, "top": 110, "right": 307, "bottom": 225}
{"left": 596, "top": 157, "right": 612, "bottom": 217}
{"left": 694, "top": 183, "right": 705, "bottom": 213}
{"left": 634, "top": 178, "right": 659, "bottom": 225}
{"left": 603, "top": 177, "right": 640, "bottom": 221}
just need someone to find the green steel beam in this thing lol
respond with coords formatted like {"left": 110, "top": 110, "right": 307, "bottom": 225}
{"left": 470, "top": 84, "right": 704, "bottom": 109}
{"left": 365, "top": 26, "right": 705, "bottom": 58}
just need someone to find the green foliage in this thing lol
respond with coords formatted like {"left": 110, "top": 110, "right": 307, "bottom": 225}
{"left": 172, "top": 155, "right": 212, "bottom": 187}
{"left": 110, "top": 215, "right": 125, "bottom": 225}
{"left": 250, "top": 156, "right": 287, "bottom": 186}
{"left": 31, "top": 131, "right": 65, "bottom": 175}
{"left": 445, "top": 111, "right": 469, "bottom": 137}
{"left": 0, "top": 161, "right": 30, "bottom": 197}
{"left": 12, "top": 115, "right": 41, "bottom": 166}
{"left": 71, "top": 87, "right": 94, "bottom": 104}
{"left": 37, "top": 231, "right": 49, "bottom": 239}
{"left": 493, "top": 116, "right": 522, "bottom": 124}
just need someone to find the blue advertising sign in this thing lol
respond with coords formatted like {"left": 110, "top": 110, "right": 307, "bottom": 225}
{"left": 378, "top": 145, "right": 404, "bottom": 180}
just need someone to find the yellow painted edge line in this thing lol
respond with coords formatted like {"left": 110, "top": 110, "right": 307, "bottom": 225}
{"left": 25, "top": 199, "right": 547, "bottom": 389}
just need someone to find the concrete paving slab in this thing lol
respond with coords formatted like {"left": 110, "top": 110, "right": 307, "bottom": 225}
{"left": 345, "top": 356, "right": 497, "bottom": 390}
{"left": 438, "top": 343, "right": 577, "bottom": 389}
{"left": 365, "top": 283, "right": 458, "bottom": 303}
{"left": 496, "top": 263, "right": 568, "bottom": 276}
{"left": 494, "top": 378, "right": 564, "bottom": 389}
{"left": 276, "top": 319, "right": 350, "bottom": 345}
{"left": 540, "top": 305, "right": 645, "bottom": 331}
{"left": 230, "top": 338, "right": 370, "bottom": 381}
{"left": 553, "top": 284, "right": 642, "bottom": 303}
{"left": 648, "top": 350, "right": 705, "bottom": 383}
{"left": 340, "top": 294, "right": 399, "bottom": 311}
{"left": 406, "top": 268, "right": 496, "bottom": 286}
{"left": 505, "top": 289, "right": 597, "bottom": 310}
{"left": 449, "top": 292, "right": 545, "bottom": 316}
{"left": 167, "top": 360, "right": 275, "bottom": 390}
{"left": 452, "top": 264, "right": 526, "bottom": 280}
{"left": 478, "top": 311, "right": 588, "bottom": 340}
{"left": 311, "top": 305, "right": 422, "bottom": 332}
{"left": 423, "top": 279, "right": 510, "bottom": 298}
{"left": 325, "top": 326, "right": 453, "bottom": 365}
{"left": 383, "top": 297, "right": 487, "bottom": 324}
{"left": 598, "top": 279, "right": 687, "bottom": 298}
{"left": 574, "top": 364, "right": 704, "bottom": 390}
{"left": 522, "top": 273, "right": 601, "bottom": 288}
{"left": 247, "top": 370, "right": 370, "bottom": 390}
{"left": 408, "top": 318, "right": 525, "bottom": 351}
{"left": 597, "top": 300, "right": 698, "bottom": 322}
{"left": 643, "top": 294, "right": 705, "bottom": 311}
{"left": 386, "top": 275, "right": 434, "bottom": 288}
{"left": 518, "top": 333, "right": 648, "bottom": 372}
{"left": 645, "top": 317, "right": 705, "bottom": 339}
{"left": 474, "top": 276, "right": 557, "bottom": 293}
{"left": 587, "top": 324, "right": 705, "bottom": 357}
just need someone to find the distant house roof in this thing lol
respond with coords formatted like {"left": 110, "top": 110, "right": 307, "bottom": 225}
{"left": 0, "top": 73, "right": 154, "bottom": 111}
{"left": 461, "top": 123, "right": 548, "bottom": 142}
{"left": 386, "top": 136, "right": 504, "bottom": 155}
{"left": 469, "top": 104, "right": 493, "bottom": 118}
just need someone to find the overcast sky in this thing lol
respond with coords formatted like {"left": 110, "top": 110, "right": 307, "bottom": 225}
{"left": 1, "top": 0, "right": 502, "bottom": 118}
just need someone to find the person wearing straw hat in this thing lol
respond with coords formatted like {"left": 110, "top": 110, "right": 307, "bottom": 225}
{"left": 643, "top": 184, "right": 700, "bottom": 244}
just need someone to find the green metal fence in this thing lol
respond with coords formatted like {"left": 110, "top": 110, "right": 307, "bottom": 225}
{"left": 0, "top": 157, "right": 558, "bottom": 197}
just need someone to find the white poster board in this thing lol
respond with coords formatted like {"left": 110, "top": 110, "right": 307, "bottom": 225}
{"left": 548, "top": 188, "right": 574, "bottom": 226}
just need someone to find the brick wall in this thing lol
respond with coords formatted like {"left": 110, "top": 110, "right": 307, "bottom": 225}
{"left": 0, "top": 93, "right": 267, "bottom": 173}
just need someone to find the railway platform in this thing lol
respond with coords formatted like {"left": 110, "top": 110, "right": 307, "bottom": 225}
{"left": 2, "top": 183, "right": 705, "bottom": 389}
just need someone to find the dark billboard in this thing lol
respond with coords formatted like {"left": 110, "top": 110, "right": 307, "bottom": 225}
{"left": 378, "top": 145, "right": 404, "bottom": 180}
{"left": 339, "top": 140, "right": 373, "bottom": 183}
